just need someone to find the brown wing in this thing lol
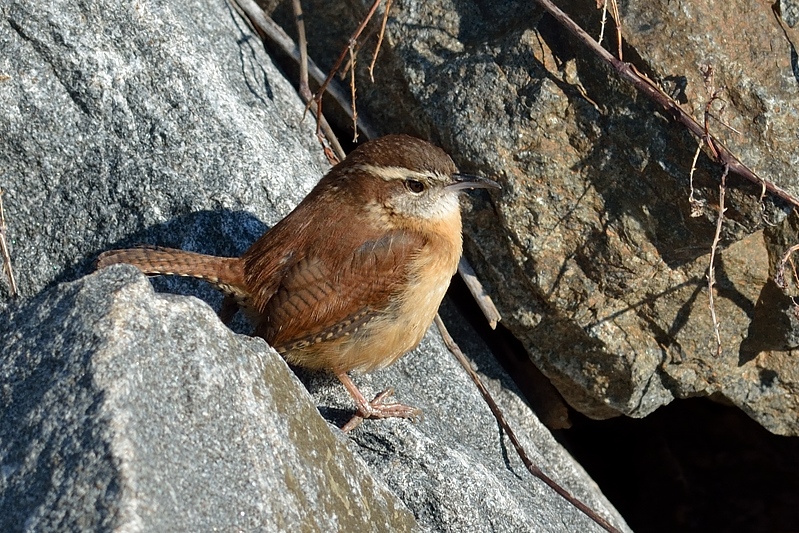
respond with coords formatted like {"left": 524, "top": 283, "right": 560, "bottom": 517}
{"left": 255, "top": 229, "right": 425, "bottom": 351}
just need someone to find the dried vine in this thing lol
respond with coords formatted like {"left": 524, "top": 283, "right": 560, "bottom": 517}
{"left": 532, "top": 0, "right": 799, "bottom": 209}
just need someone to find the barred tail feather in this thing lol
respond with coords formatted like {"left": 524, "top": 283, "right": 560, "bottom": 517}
{"left": 97, "top": 246, "right": 246, "bottom": 292}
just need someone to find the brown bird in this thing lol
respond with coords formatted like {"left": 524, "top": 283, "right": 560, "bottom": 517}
{"left": 97, "top": 134, "right": 499, "bottom": 424}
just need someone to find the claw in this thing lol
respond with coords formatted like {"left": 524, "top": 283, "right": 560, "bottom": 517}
{"left": 337, "top": 374, "right": 422, "bottom": 432}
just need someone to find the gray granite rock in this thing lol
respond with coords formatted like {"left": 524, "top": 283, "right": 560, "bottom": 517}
{"left": 782, "top": 0, "right": 799, "bottom": 27}
{"left": 0, "top": 0, "right": 326, "bottom": 306}
{"left": 0, "top": 266, "right": 630, "bottom": 533}
{"left": 0, "top": 266, "right": 418, "bottom": 532}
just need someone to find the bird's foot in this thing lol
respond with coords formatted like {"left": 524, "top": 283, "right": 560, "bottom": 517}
{"left": 341, "top": 386, "right": 422, "bottom": 433}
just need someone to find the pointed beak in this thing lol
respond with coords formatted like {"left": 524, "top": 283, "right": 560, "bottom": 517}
{"left": 447, "top": 173, "right": 501, "bottom": 192}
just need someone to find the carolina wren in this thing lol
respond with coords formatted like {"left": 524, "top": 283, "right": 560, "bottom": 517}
{"left": 98, "top": 135, "right": 499, "bottom": 423}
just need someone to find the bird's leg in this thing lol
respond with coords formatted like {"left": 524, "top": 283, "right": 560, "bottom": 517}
{"left": 336, "top": 372, "right": 421, "bottom": 432}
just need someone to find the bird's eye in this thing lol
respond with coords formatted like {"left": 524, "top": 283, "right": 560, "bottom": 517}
{"left": 406, "top": 179, "right": 425, "bottom": 193}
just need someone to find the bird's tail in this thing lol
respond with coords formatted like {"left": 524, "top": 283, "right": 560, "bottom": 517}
{"left": 97, "top": 246, "right": 246, "bottom": 293}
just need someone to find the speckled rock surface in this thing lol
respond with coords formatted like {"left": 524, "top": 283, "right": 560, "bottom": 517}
{"left": 0, "top": 0, "right": 326, "bottom": 307}
{"left": 281, "top": 0, "right": 799, "bottom": 435}
{"left": 0, "top": 266, "right": 626, "bottom": 533}
{"left": 0, "top": 267, "right": 418, "bottom": 532}
{"left": 0, "top": 266, "right": 630, "bottom": 533}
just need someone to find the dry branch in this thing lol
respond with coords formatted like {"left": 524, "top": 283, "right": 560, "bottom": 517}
{"left": 368, "top": 0, "right": 393, "bottom": 82}
{"left": 707, "top": 166, "right": 729, "bottom": 357}
{"left": 434, "top": 315, "right": 622, "bottom": 533}
{"left": 458, "top": 257, "right": 501, "bottom": 329}
{"left": 289, "top": 0, "right": 344, "bottom": 161}
{"left": 775, "top": 244, "right": 799, "bottom": 300}
{"left": 232, "top": 0, "right": 377, "bottom": 149}
{"left": 308, "top": 0, "right": 382, "bottom": 139}
{"left": 0, "top": 188, "right": 18, "bottom": 297}
{"left": 533, "top": 0, "right": 799, "bottom": 209}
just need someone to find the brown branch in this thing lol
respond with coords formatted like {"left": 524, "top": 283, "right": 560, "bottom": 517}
{"left": 434, "top": 315, "right": 623, "bottom": 533}
{"left": 368, "top": 0, "right": 393, "bottom": 82}
{"left": 532, "top": 0, "right": 799, "bottom": 209}
{"left": 776, "top": 248, "right": 799, "bottom": 316}
{"left": 289, "top": 0, "right": 344, "bottom": 161}
{"left": 774, "top": 243, "right": 799, "bottom": 292}
{"left": 233, "top": 0, "right": 345, "bottom": 110}
{"left": 597, "top": 0, "right": 608, "bottom": 47}
{"left": 707, "top": 166, "right": 728, "bottom": 357}
{"left": 0, "top": 188, "right": 18, "bottom": 297}
{"left": 458, "top": 257, "right": 501, "bottom": 329}
{"left": 231, "top": 0, "right": 344, "bottom": 160}
{"left": 687, "top": 142, "right": 704, "bottom": 217}
{"left": 292, "top": 0, "right": 310, "bottom": 102}
{"left": 348, "top": 41, "right": 359, "bottom": 143}
{"left": 309, "top": 0, "right": 383, "bottom": 133}
{"left": 608, "top": 0, "right": 622, "bottom": 60}
{"left": 231, "top": 0, "right": 377, "bottom": 150}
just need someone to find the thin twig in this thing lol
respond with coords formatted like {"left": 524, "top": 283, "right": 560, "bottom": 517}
{"left": 707, "top": 165, "right": 728, "bottom": 358}
{"left": 0, "top": 188, "right": 18, "bottom": 297}
{"left": 687, "top": 143, "right": 704, "bottom": 217}
{"left": 531, "top": 0, "right": 799, "bottom": 209}
{"left": 349, "top": 41, "right": 359, "bottom": 143}
{"left": 308, "top": 0, "right": 383, "bottom": 124}
{"left": 232, "top": 0, "right": 345, "bottom": 160}
{"left": 609, "top": 0, "right": 622, "bottom": 60}
{"left": 231, "top": 0, "right": 338, "bottom": 105}
{"left": 340, "top": 25, "right": 379, "bottom": 79}
{"left": 288, "top": 0, "right": 344, "bottom": 161}
{"left": 790, "top": 254, "right": 799, "bottom": 291}
{"left": 434, "top": 315, "right": 623, "bottom": 533}
{"left": 774, "top": 243, "right": 799, "bottom": 290}
{"left": 458, "top": 257, "right": 501, "bottom": 329}
{"left": 707, "top": 112, "right": 743, "bottom": 136}
{"left": 292, "top": 0, "right": 310, "bottom": 102}
{"left": 597, "top": 0, "right": 608, "bottom": 47}
{"left": 231, "top": 0, "right": 375, "bottom": 149}
{"left": 368, "top": 0, "right": 393, "bottom": 82}
{"left": 700, "top": 65, "right": 723, "bottom": 159}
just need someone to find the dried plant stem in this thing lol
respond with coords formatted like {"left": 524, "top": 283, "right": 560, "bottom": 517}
{"left": 309, "top": 0, "right": 382, "bottom": 130}
{"left": 776, "top": 243, "right": 799, "bottom": 291}
{"left": 290, "top": 0, "right": 344, "bottom": 161}
{"left": 597, "top": 0, "right": 608, "bottom": 46}
{"left": 687, "top": 142, "right": 705, "bottom": 217}
{"left": 595, "top": 0, "right": 622, "bottom": 59}
{"left": 233, "top": 0, "right": 344, "bottom": 108}
{"left": 292, "top": 0, "right": 309, "bottom": 100}
{"left": 707, "top": 166, "right": 729, "bottom": 357}
{"left": 775, "top": 243, "right": 799, "bottom": 315}
{"left": 609, "top": 0, "right": 622, "bottom": 60}
{"left": 232, "top": 0, "right": 366, "bottom": 155}
{"left": 0, "top": 188, "right": 18, "bottom": 297}
{"left": 532, "top": 0, "right": 799, "bottom": 209}
{"left": 434, "top": 315, "right": 622, "bottom": 533}
{"left": 458, "top": 257, "right": 501, "bottom": 329}
{"left": 348, "top": 42, "right": 358, "bottom": 143}
{"left": 368, "top": 0, "right": 393, "bottom": 82}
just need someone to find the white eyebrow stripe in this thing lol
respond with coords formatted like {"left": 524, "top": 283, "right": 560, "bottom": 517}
{"left": 356, "top": 164, "right": 433, "bottom": 182}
